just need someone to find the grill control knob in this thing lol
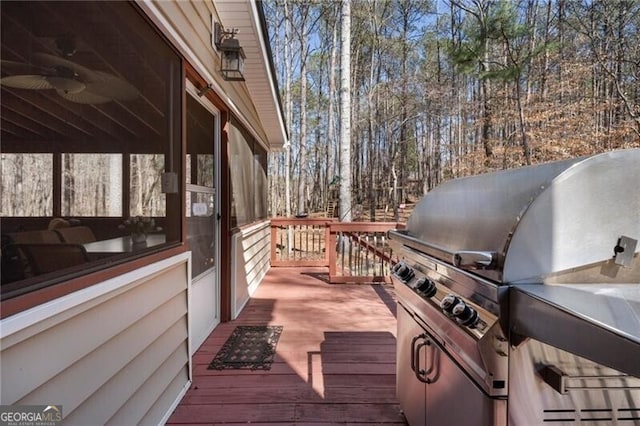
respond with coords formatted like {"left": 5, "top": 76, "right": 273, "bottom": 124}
{"left": 452, "top": 302, "right": 479, "bottom": 328}
{"left": 441, "top": 295, "right": 461, "bottom": 316}
{"left": 392, "top": 261, "right": 415, "bottom": 283}
{"left": 415, "top": 277, "right": 437, "bottom": 298}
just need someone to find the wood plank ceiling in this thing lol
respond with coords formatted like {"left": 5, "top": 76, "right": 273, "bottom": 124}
{"left": 1, "top": 1, "right": 171, "bottom": 154}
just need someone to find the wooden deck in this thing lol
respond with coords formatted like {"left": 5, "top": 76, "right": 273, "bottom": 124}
{"left": 167, "top": 267, "right": 406, "bottom": 425}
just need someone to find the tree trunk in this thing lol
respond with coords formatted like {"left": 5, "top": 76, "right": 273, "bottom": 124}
{"left": 515, "top": 77, "right": 531, "bottom": 164}
{"left": 284, "top": 0, "right": 293, "bottom": 251}
{"left": 296, "top": 3, "right": 309, "bottom": 215}
{"left": 327, "top": 14, "right": 338, "bottom": 212}
{"left": 339, "top": 0, "right": 352, "bottom": 222}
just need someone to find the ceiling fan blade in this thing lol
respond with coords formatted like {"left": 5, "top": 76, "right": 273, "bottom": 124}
{"left": 34, "top": 53, "right": 139, "bottom": 102}
{"left": 0, "top": 75, "right": 54, "bottom": 90}
{"left": 56, "top": 89, "right": 111, "bottom": 104}
{"left": 1, "top": 60, "right": 50, "bottom": 76}
{"left": 47, "top": 76, "right": 86, "bottom": 94}
{"left": 84, "top": 70, "right": 139, "bottom": 101}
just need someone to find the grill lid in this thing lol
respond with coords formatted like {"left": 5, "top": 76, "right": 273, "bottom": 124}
{"left": 400, "top": 149, "right": 640, "bottom": 283}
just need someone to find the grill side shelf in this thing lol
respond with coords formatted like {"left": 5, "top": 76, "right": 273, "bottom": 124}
{"left": 510, "top": 285, "right": 640, "bottom": 378}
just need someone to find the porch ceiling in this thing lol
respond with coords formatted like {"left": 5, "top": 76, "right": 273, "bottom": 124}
{"left": 216, "top": 1, "right": 287, "bottom": 151}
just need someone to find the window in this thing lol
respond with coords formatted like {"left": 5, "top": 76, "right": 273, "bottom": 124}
{"left": 229, "top": 118, "right": 268, "bottom": 227}
{"left": 0, "top": 1, "right": 182, "bottom": 299}
{"left": 130, "top": 154, "right": 166, "bottom": 216}
{"left": 254, "top": 151, "right": 268, "bottom": 221}
{"left": 62, "top": 154, "right": 123, "bottom": 217}
{"left": 1, "top": 154, "right": 53, "bottom": 217}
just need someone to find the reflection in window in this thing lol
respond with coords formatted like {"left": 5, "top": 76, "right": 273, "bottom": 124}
{"left": 1, "top": 154, "right": 53, "bottom": 217}
{"left": 186, "top": 154, "right": 192, "bottom": 185}
{"left": 130, "top": 154, "right": 165, "bottom": 216}
{"left": 0, "top": 1, "right": 182, "bottom": 299}
{"left": 197, "top": 155, "right": 214, "bottom": 187}
{"left": 254, "top": 152, "right": 267, "bottom": 221}
{"left": 185, "top": 154, "right": 213, "bottom": 187}
{"left": 62, "top": 154, "right": 123, "bottom": 217}
{"left": 187, "top": 189, "right": 216, "bottom": 278}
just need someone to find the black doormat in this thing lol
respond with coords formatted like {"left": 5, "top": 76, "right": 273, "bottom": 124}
{"left": 208, "top": 325, "right": 283, "bottom": 371}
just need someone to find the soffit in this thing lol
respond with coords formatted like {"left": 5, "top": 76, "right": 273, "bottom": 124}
{"left": 215, "top": 1, "right": 286, "bottom": 151}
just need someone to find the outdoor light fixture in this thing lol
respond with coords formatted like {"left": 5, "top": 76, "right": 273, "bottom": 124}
{"left": 213, "top": 22, "right": 245, "bottom": 82}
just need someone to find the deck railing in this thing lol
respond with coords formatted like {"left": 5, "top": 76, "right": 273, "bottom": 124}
{"left": 270, "top": 217, "right": 403, "bottom": 283}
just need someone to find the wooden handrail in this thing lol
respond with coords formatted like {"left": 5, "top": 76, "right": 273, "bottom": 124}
{"left": 328, "top": 222, "right": 403, "bottom": 232}
{"left": 270, "top": 217, "right": 403, "bottom": 284}
{"left": 270, "top": 217, "right": 338, "bottom": 226}
{"left": 343, "top": 231, "right": 395, "bottom": 264}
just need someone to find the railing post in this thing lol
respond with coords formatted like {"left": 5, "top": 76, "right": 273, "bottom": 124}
{"left": 270, "top": 220, "right": 277, "bottom": 265}
{"left": 328, "top": 222, "right": 337, "bottom": 281}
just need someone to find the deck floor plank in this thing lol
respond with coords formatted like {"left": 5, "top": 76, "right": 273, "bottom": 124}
{"left": 167, "top": 267, "right": 405, "bottom": 425}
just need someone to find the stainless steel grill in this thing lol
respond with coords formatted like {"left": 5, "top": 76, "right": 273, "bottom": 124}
{"left": 388, "top": 149, "right": 640, "bottom": 425}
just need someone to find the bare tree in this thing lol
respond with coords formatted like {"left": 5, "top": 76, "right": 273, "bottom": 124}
{"left": 261, "top": 0, "right": 640, "bottom": 220}
{"left": 339, "top": 0, "right": 352, "bottom": 221}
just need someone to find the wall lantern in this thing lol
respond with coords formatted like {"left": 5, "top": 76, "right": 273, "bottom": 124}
{"left": 213, "top": 22, "right": 246, "bottom": 82}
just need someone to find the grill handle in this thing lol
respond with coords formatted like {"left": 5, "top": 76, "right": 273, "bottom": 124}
{"left": 388, "top": 230, "right": 498, "bottom": 271}
{"left": 410, "top": 334, "right": 424, "bottom": 374}
{"left": 453, "top": 250, "right": 497, "bottom": 270}
{"left": 542, "top": 365, "right": 640, "bottom": 394}
{"left": 412, "top": 334, "right": 433, "bottom": 384}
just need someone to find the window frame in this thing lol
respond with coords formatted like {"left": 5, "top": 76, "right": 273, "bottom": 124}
{"left": 0, "top": 1, "right": 186, "bottom": 314}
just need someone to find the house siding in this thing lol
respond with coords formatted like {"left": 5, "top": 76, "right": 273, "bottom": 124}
{"left": 232, "top": 221, "right": 271, "bottom": 318}
{"left": 0, "top": 253, "right": 191, "bottom": 425}
{"left": 1, "top": 0, "right": 282, "bottom": 422}
{"left": 145, "top": 0, "right": 269, "bottom": 145}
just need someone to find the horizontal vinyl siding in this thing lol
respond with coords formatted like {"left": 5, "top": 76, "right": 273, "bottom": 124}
{"left": 104, "top": 342, "right": 189, "bottom": 425}
{"left": 242, "top": 224, "right": 270, "bottom": 287}
{"left": 0, "top": 254, "right": 191, "bottom": 425}
{"left": 140, "top": 364, "right": 190, "bottom": 426}
{"left": 232, "top": 221, "right": 271, "bottom": 318}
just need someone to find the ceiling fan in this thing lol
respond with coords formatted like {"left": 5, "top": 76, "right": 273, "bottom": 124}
{"left": 0, "top": 36, "right": 139, "bottom": 104}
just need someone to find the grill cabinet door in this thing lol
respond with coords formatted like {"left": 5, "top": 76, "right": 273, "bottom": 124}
{"left": 397, "top": 304, "right": 427, "bottom": 425}
{"left": 425, "top": 330, "right": 502, "bottom": 425}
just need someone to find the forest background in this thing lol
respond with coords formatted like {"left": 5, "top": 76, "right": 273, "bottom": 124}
{"left": 263, "top": 0, "right": 640, "bottom": 222}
